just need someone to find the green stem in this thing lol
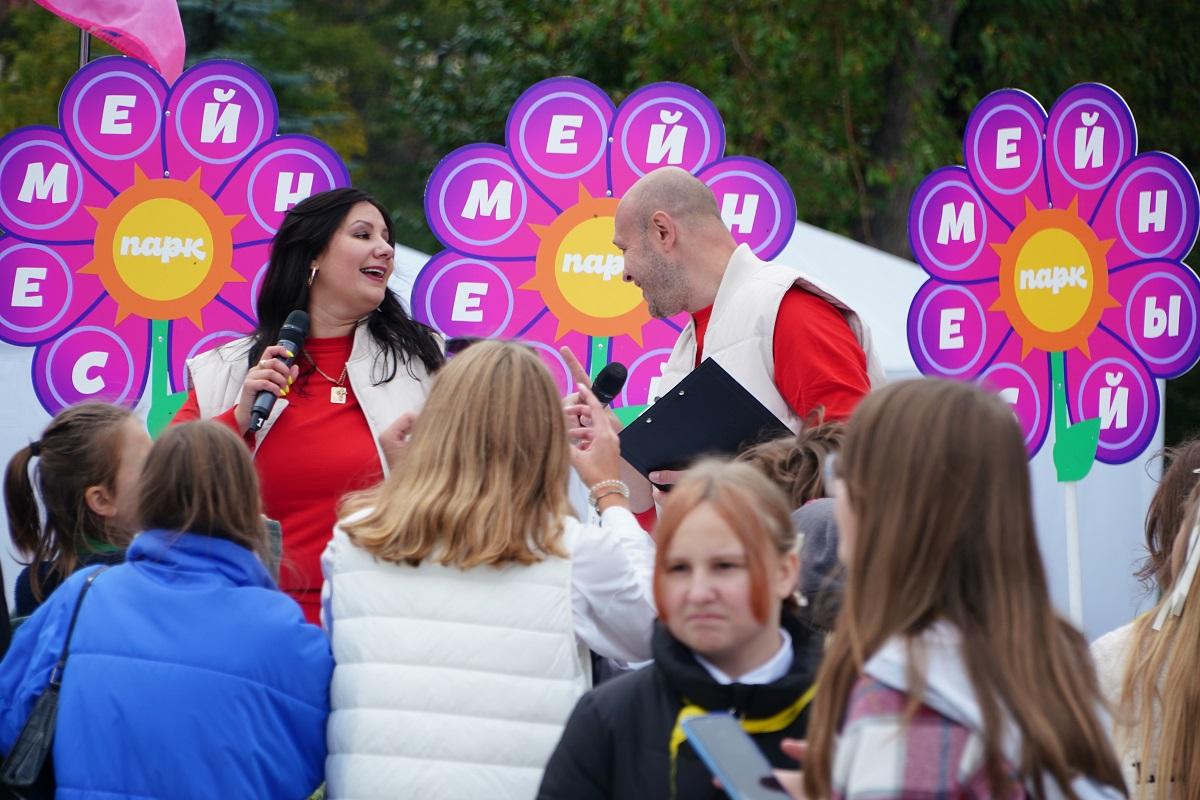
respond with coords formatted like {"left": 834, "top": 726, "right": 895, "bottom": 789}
{"left": 146, "top": 319, "right": 187, "bottom": 437}
{"left": 1049, "top": 350, "right": 1100, "bottom": 483}
{"left": 588, "top": 336, "right": 610, "bottom": 381}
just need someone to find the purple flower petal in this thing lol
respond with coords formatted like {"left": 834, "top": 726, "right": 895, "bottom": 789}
{"left": 505, "top": 77, "right": 615, "bottom": 212}
{"left": 1090, "top": 151, "right": 1198, "bottom": 270}
{"left": 697, "top": 156, "right": 796, "bottom": 261}
{"left": 907, "top": 277, "right": 1011, "bottom": 379}
{"left": 59, "top": 57, "right": 169, "bottom": 191}
{"left": 963, "top": 88, "right": 1049, "bottom": 228}
{"left": 908, "top": 166, "right": 1010, "bottom": 283}
{"left": 609, "top": 317, "right": 688, "bottom": 408}
{"left": 609, "top": 82, "right": 725, "bottom": 196}
{"left": 29, "top": 296, "right": 150, "bottom": 415}
{"left": 168, "top": 297, "right": 255, "bottom": 394}
{"left": 216, "top": 134, "right": 350, "bottom": 245}
{"left": 164, "top": 60, "right": 280, "bottom": 197}
{"left": 1065, "top": 325, "right": 1159, "bottom": 464}
{"left": 1105, "top": 258, "right": 1200, "bottom": 379}
{"left": 0, "top": 240, "right": 104, "bottom": 345}
{"left": 0, "top": 126, "right": 113, "bottom": 242}
{"left": 1045, "top": 84, "right": 1136, "bottom": 222}
{"left": 975, "top": 334, "right": 1051, "bottom": 457}
{"left": 424, "top": 143, "right": 557, "bottom": 257}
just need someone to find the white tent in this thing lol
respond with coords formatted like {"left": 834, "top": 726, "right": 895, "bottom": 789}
{"left": 1, "top": 222, "right": 1160, "bottom": 639}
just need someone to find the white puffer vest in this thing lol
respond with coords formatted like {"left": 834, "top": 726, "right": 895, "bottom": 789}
{"left": 323, "top": 522, "right": 592, "bottom": 800}
{"left": 185, "top": 323, "right": 433, "bottom": 474}
{"left": 655, "top": 244, "right": 886, "bottom": 432}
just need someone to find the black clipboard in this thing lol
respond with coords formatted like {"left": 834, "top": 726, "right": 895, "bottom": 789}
{"left": 619, "top": 357, "right": 791, "bottom": 481}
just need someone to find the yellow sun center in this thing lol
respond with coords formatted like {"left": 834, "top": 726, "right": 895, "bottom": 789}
{"left": 523, "top": 185, "right": 649, "bottom": 342}
{"left": 81, "top": 167, "right": 243, "bottom": 325}
{"left": 990, "top": 198, "right": 1117, "bottom": 357}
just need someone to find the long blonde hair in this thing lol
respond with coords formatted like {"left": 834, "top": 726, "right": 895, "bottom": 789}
{"left": 1118, "top": 478, "right": 1200, "bottom": 799}
{"left": 804, "top": 379, "right": 1123, "bottom": 799}
{"left": 341, "top": 340, "right": 572, "bottom": 567}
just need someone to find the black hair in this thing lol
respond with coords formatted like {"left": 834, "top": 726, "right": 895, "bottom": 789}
{"left": 249, "top": 187, "right": 443, "bottom": 382}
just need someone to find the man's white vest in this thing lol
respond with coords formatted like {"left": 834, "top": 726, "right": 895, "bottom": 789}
{"left": 186, "top": 323, "right": 432, "bottom": 474}
{"left": 322, "top": 524, "right": 591, "bottom": 800}
{"left": 655, "top": 244, "right": 886, "bottom": 431}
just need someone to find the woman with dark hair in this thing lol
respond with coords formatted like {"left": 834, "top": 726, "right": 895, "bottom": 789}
{"left": 0, "top": 421, "right": 331, "bottom": 797}
{"left": 174, "top": 187, "right": 443, "bottom": 621}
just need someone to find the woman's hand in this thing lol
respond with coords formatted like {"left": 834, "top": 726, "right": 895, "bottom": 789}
{"left": 379, "top": 412, "right": 418, "bottom": 470}
{"left": 568, "top": 383, "right": 623, "bottom": 496}
{"left": 234, "top": 344, "right": 299, "bottom": 433}
{"left": 773, "top": 738, "right": 807, "bottom": 799}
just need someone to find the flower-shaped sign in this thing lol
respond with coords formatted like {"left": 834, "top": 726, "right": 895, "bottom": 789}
{"left": 414, "top": 77, "right": 795, "bottom": 418}
{"left": 908, "top": 84, "right": 1199, "bottom": 477}
{"left": 0, "top": 56, "right": 349, "bottom": 431}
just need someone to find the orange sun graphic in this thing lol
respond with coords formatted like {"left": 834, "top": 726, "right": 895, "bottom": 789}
{"left": 990, "top": 197, "right": 1118, "bottom": 357}
{"left": 82, "top": 166, "right": 243, "bottom": 325}
{"left": 523, "top": 184, "right": 650, "bottom": 342}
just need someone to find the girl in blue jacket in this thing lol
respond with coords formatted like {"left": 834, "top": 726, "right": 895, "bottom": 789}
{"left": 0, "top": 420, "right": 332, "bottom": 799}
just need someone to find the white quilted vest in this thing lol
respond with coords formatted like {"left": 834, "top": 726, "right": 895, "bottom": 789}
{"left": 655, "top": 244, "right": 886, "bottom": 432}
{"left": 323, "top": 523, "right": 591, "bottom": 800}
{"left": 186, "top": 323, "right": 432, "bottom": 474}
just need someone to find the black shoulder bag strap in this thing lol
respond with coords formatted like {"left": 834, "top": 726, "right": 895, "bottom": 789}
{"left": 0, "top": 566, "right": 109, "bottom": 792}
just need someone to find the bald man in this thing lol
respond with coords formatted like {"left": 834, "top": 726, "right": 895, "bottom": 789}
{"left": 567, "top": 167, "right": 883, "bottom": 510}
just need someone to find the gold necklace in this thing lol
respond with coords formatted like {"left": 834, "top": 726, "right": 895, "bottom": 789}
{"left": 302, "top": 350, "right": 349, "bottom": 404}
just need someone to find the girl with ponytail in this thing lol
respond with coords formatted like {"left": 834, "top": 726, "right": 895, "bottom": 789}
{"left": 3, "top": 402, "right": 150, "bottom": 615}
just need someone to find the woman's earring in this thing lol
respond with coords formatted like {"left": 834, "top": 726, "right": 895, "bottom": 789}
{"left": 307, "top": 265, "right": 318, "bottom": 287}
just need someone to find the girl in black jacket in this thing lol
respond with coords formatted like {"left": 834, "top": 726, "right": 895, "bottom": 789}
{"left": 539, "top": 460, "right": 823, "bottom": 800}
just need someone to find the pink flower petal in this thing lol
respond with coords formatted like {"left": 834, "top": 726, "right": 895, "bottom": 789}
{"left": 1065, "top": 325, "right": 1159, "bottom": 465}
{"left": 697, "top": 156, "right": 796, "bottom": 261}
{"left": 516, "top": 316, "right": 588, "bottom": 396}
{"left": 962, "top": 88, "right": 1049, "bottom": 227}
{"left": 1045, "top": 84, "right": 1136, "bottom": 222}
{"left": 29, "top": 295, "right": 149, "bottom": 415}
{"left": 0, "top": 239, "right": 104, "bottom": 345}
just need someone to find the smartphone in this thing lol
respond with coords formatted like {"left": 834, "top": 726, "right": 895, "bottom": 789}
{"left": 681, "top": 713, "right": 791, "bottom": 800}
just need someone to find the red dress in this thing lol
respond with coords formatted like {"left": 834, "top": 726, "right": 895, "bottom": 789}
{"left": 173, "top": 334, "right": 383, "bottom": 622}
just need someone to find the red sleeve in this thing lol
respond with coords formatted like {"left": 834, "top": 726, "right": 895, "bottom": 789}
{"left": 772, "top": 288, "right": 870, "bottom": 423}
{"left": 169, "top": 389, "right": 248, "bottom": 441}
{"left": 170, "top": 389, "right": 203, "bottom": 424}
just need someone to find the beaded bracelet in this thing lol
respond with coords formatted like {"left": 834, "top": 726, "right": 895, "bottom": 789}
{"left": 588, "top": 479, "right": 630, "bottom": 511}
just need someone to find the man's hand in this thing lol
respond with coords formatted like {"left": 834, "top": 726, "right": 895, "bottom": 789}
{"left": 560, "top": 346, "right": 654, "bottom": 512}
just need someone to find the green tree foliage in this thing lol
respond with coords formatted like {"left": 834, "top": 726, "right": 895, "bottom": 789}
{"left": 1, "top": 0, "right": 1197, "bottom": 440}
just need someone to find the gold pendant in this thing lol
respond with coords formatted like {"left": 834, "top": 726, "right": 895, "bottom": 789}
{"left": 330, "top": 386, "right": 347, "bottom": 404}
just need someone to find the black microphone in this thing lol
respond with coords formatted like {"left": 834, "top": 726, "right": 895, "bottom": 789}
{"left": 591, "top": 362, "right": 628, "bottom": 407}
{"left": 249, "top": 310, "right": 310, "bottom": 432}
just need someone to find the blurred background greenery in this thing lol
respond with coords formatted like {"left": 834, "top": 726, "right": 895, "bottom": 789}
{"left": 2, "top": 0, "right": 1197, "bottom": 441}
